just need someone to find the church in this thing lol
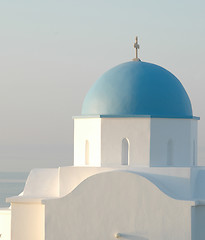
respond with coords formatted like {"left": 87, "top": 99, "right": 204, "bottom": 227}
{"left": 4, "top": 38, "right": 205, "bottom": 240}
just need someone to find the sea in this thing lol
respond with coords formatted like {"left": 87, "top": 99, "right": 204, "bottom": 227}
{"left": 0, "top": 172, "right": 29, "bottom": 208}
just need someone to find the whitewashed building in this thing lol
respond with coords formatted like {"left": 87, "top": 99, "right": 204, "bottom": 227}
{"left": 5, "top": 39, "right": 205, "bottom": 240}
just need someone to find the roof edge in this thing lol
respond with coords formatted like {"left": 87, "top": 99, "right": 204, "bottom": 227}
{"left": 73, "top": 115, "right": 200, "bottom": 120}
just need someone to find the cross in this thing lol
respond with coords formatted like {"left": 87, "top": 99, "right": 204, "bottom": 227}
{"left": 133, "top": 36, "right": 140, "bottom": 61}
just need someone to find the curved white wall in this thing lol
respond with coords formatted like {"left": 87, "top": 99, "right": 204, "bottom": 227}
{"left": 45, "top": 171, "right": 192, "bottom": 240}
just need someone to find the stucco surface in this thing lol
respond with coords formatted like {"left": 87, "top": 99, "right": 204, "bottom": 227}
{"left": 101, "top": 118, "right": 150, "bottom": 166}
{"left": 23, "top": 168, "right": 59, "bottom": 198}
{"left": 45, "top": 171, "right": 192, "bottom": 240}
{"left": 150, "top": 118, "right": 198, "bottom": 166}
{"left": 74, "top": 117, "right": 198, "bottom": 168}
{"left": 74, "top": 118, "right": 101, "bottom": 166}
{"left": 191, "top": 205, "right": 205, "bottom": 240}
{"left": 11, "top": 203, "right": 45, "bottom": 240}
{"left": 59, "top": 166, "right": 110, "bottom": 197}
{"left": 0, "top": 209, "right": 11, "bottom": 240}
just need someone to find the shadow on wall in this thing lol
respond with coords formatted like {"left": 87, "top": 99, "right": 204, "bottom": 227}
{"left": 115, "top": 233, "right": 148, "bottom": 240}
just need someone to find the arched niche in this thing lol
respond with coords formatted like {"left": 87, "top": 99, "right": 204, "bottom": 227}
{"left": 167, "top": 139, "right": 173, "bottom": 166}
{"left": 121, "top": 138, "right": 130, "bottom": 165}
{"left": 85, "top": 140, "right": 89, "bottom": 165}
{"left": 193, "top": 140, "right": 196, "bottom": 166}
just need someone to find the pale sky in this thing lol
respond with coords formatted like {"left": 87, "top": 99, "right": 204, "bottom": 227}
{"left": 0, "top": 0, "right": 205, "bottom": 171}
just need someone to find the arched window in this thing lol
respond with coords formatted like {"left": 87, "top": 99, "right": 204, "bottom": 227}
{"left": 167, "top": 139, "right": 173, "bottom": 166}
{"left": 193, "top": 140, "right": 196, "bottom": 166}
{"left": 121, "top": 138, "right": 130, "bottom": 165}
{"left": 85, "top": 140, "right": 89, "bottom": 165}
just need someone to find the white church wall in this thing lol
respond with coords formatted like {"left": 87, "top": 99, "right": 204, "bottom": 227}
{"left": 11, "top": 203, "right": 44, "bottom": 240}
{"left": 59, "top": 166, "right": 110, "bottom": 197}
{"left": 23, "top": 168, "right": 59, "bottom": 198}
{"left": 101, "top": 118, "right": 151, "bottom": 167}
{"left": 150, "top": 118, "right": 197, "bottom": 167}
{"left": 190, "top": 120, "right": 198, "bottom": 166}
{"left": 0, "top": 208, "right": 11, "bottom": 240}
{"left": 59, "top": 166, "right": 195, "bottom": 200}
{"left": 191, "top": 205, "right": 205, "bottom": 240}
{"left": 74, "top": 118, "right": 101, "bottom": 166}
{"left": 45, "top": 171, "right": 192, "bottom": 240}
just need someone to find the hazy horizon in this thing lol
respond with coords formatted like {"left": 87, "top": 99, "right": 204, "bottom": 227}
{"left": 0, "top": 0, "right": 205, "bottom": 171}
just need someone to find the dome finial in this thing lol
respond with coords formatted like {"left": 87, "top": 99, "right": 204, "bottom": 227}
{"left": 133, "top": 36, "right": 140, "bottom": 61}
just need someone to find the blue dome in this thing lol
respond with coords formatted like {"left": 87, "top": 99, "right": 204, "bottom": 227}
{"left": 82, "top": 61, "right": 193, "bottom": 118}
